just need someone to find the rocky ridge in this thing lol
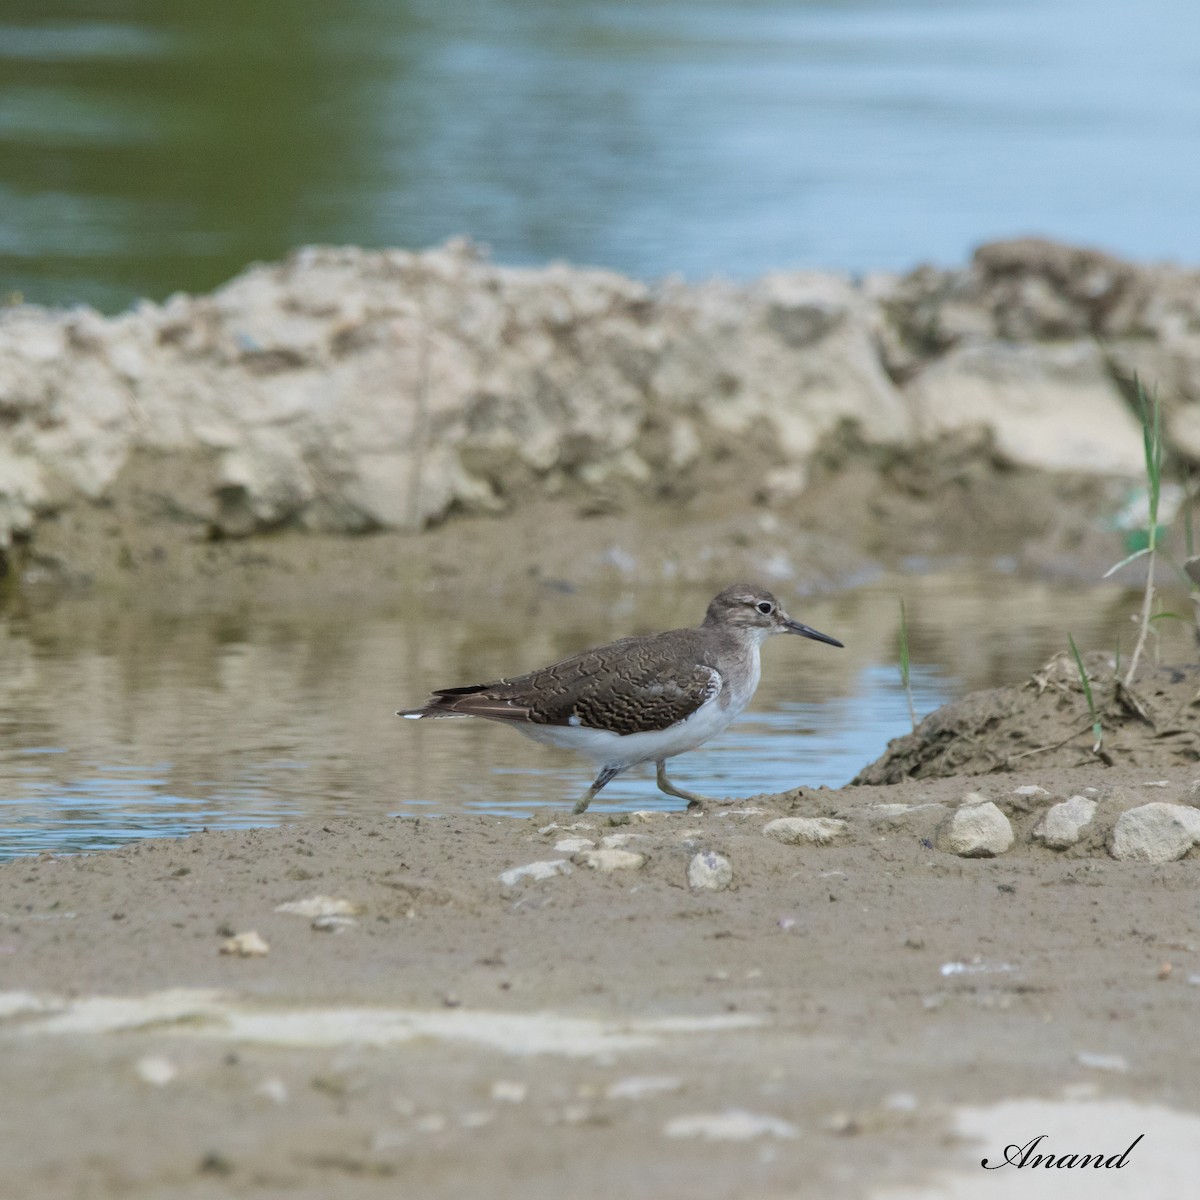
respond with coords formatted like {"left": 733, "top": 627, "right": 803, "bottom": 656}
{"left": 2, "top": 237, "right": 1198, "bottom": 553}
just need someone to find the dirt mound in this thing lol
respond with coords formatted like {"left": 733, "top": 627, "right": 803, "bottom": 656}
{"left": 853, "top": 651, "right": 1200, "bottom": 784}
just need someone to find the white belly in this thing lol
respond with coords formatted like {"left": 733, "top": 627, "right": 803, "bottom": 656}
{"left": 517, "top": 646, "right": 760, "bottom": 770}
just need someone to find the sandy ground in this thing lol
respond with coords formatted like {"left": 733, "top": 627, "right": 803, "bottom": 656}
{"left": 4, "top": 445, "right": 1199, "bottom": 1197}
{"left": 2, "top": 746, "right": 1199, "bottom": 1199}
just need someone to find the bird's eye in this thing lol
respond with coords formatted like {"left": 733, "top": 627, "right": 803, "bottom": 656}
{"left": 756, "top": 601, "right": 774, "bottom": 615}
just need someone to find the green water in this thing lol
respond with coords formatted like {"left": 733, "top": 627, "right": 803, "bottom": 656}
{"left": 3, "top": 0, "right": 1198, "bottom": 311}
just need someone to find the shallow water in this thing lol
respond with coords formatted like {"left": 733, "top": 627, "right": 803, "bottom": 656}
{"left": 0, "top": 571, "right": 1186, "bottom": 858}
{"left": 3, "top": 0, "right": 1198, "bottom": 311}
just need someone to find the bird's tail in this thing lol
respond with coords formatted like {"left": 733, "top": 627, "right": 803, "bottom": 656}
{"left": 396, "top": 706, "right": 469, "bottom": 720}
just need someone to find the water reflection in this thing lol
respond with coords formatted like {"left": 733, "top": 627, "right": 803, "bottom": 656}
{"left": 0, "top": 572, "right": 1186, "bottom": 857}
{"left": 2, "top": 0, "right": 1198, "bottom": 310}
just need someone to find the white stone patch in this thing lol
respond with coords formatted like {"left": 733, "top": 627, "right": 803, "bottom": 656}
{"left": 219, "top": 931, "right": 269, "bottom": 957}
{"left": 134, "top": 1055, "right": 178, "bottom": 1087}
{"left": 940, "top": 961, "right": 1015, "bottom": 978}
{"left": 762, "top": 817, "right": 848, "bottom": 846}
{"left": 255, "top": 1077, "right": 289, "bottom": 1104}
{"left": 599, "top": 833, "right": 644, "bottom": 849}
{"left": 687, "top": 851, "right": 734, "bottom": 891}
{"left": 274, "top": 896, "right": 362, "bottom": 918}
{"left": 872, "top": 1098, "right": 1200, "bottom": 1199}
{"left": 574, "top": 849, "right": 646, "bottom": 872}
{"left": 605, "top": 1075, "right": 683, "bottom": 1100}
{"left": 311, "top": 915, "right": 357, "bottom": 933}
{"left": 1012, "top": 784, "right": 1051, "bottom": 797}
{"left": 1032, "top": 795, "right": 1097, "bottom": 850}
{"left": 553, "top": 837, "right": 594, "bottom": 854}
{"left": 499, "top": 859, "right": 573, "bottom": 886}
{"left": 0, "top": 990, "right": 763, "bottom": 1057}
{"left": 936, "top": 798, "right": 1013, "bottom": 857}
{"left": 664, "top": 1109, "right": 799, "bottom": 1141}
{"left": 1075, "top": 1051, "right": 1129, "bottom": 1073}
{"left": 1109, "top": 803, "right": 1200, "bottom": 863}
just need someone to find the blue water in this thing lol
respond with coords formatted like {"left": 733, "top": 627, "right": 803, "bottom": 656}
{"left": 0, "top": 573, "right": 1168, "bottom": 857}
{"left": 2, "top": 0, "right": 1197, "bottom": 311}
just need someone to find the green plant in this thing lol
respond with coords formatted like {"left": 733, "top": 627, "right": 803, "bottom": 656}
{"left": 1068, "top": 633, "right": 1103, "bottom": 754}
{"left": 898, "top": 597, "right": 917, "bottom": 731}
{"left": 1103, "top": 378, "right": 1164, "bottom": 685}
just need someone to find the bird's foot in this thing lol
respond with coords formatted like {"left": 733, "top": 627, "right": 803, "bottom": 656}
{"left": 684, "top": 792, "right": 738, "bottom": 812}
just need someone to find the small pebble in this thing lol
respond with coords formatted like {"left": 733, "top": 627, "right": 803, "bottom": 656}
{"left": 1032, "top": 795, "right": 1097, "bottom": 850}
{"left": 553, "top": 837, "right": 594, "bottom": 854}
{"left": 275, "top": 896, "right": 362, "bottom": 918}
{"left": 574, "top": 849, "right": 646, "bottom": 872}
{"left": 762, "top": 817, "right": 848, "bottom": 846}
{"left": 311, "top": 915, "right": 357, "bottom": 933}
{"left": 664, "top": 1109, "right": 799, "bottom": 1141}
{"left": 491, "top": 1081, "right": 528, "bottom": 1104}
{"left": 1075, "top": 1051, "right": 1129, "bottom": 1073}
{"left": 605, "top": 1076, "right": 683, "bottom": 1100}
{"left": 499, "top": 860, "right": 573, "bottom": 886}
{"left": 687, "top": 851, "right": 733, "bottom": 891}
{"left": 1012, "top": 785, "right": 1051, "bottom": 797}
{"left": 134, "top": 1055, "right": 178, "bottom": 1087}
{"left": 255, "top": 1077, "right": 289, "bottom": 1104}
{"left": 599, "top": 833, "right": 642, "bottom": 849}
{"left": 936, "top": 798, "right": 1013, "bottom": 858}
{"left": 219, "top": 931, "right": 269, "bottom": 957}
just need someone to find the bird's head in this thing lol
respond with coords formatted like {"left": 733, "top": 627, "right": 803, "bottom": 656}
{"left": 703, "top": 583, "right": 844, "bottom": 648}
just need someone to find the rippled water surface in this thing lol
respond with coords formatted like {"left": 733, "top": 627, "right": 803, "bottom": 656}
{"left": 1, "top": 572, "right": 1187, "bottom": 857}
{"left": 3, "top": 0, "right": 1197, "bottom": 310}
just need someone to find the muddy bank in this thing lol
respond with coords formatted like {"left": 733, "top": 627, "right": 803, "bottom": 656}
{"left": 856, "top": 656, "right": 1200, "bottom": 783}
{"left": 2, "top": 755, "right": 1199, "bottom": 1199}
{"left": 2, "top": 238, "right": 1200, "bottom": 595}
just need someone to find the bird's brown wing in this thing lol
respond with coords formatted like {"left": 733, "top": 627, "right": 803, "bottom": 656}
{"left": 411, "top": 630, "right": 721, "bottom": 735}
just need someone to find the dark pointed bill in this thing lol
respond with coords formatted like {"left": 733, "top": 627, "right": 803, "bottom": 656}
{"left": 782, "top": 618, "right": 844, "bottom": 648}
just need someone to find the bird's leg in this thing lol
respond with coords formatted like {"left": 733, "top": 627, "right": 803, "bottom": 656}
{"left": 574, "top": 765, "right": 621, "bottom": 814}
{"left": 656, "top": 760, "right": 721, "bottom": 810}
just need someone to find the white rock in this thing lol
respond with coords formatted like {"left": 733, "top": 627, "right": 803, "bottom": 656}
{"left": 1075, "top": 1051, "right": 1129, "bottom": 1073}
{"left": 936, "top": 800, "right": 1014, "bottom": 858}
{"left": 1012, "top": 784, "right": 1051, "bottom": 797}
{"left": 599, "top": 833, "right": 643, "bottom": 849}
{"left": 553, "top": 837, "right": 594, "bottom": 854}
{"left": 255, "top": 1077, "right": 289, "bottom": 1104}
{"left": 498, "top": 859, "right": 573, "bottom": 886}
{"left": 491, "top": 1080, "right": 528, "bottom": 1104}
{"left": 869, "top": 803, "right": 917, "bottom": 819}
{"left": 275, "top": 895, "right": 362, "bottom": 918}
{"left": 311, "top": 915, "right": 357, "bottom": 933}
{"left": 762, "top": 817, "right": 849, "bottom": 846}
{"left": 1033, "top": 795, "right": 1098, "bottom": 850}
{"left": 908, "top": 340, "right": 1146, "bottom": 476}
{"left": 574, "top": 849, "right": 646, "bottom": 872}
{"left": 134, "top": 1055, "right": 178, "bottom": 1086}
{"left": 1109, "top": 803, "right": 1200, "bottom": 863}
{"left": 663, "top": 1109, "right": 799, "bottom": 1141}
{"left": 687, "top": 851, "right": 734, "bottom": 892}
{"left": 219, "top": 930, "right": 269, "bottom": 957}
{"left": 606, "top": 1076, "right": 683, "bottom": 1100}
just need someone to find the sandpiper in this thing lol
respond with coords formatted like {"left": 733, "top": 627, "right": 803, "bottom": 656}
{"left": 398, "top": 583, "right": 843, "bottom": 813}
